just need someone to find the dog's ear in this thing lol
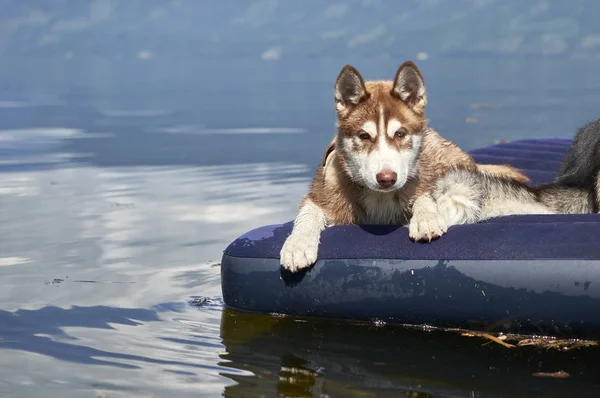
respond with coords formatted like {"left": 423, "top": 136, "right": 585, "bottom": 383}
{"left": 322, "top": 141, "right": 335, "bottom": 167}
{"left": 392, "top": 61, "right": 427, "bottom": 114}
{"left": 334, "top": 65, "right": 368, "bottom": 114}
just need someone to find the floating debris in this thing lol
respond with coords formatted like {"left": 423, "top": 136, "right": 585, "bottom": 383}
{"left": 419, "top": 324, "right": 436, "bottom": 332}
{"left": 461, "top": 332, "right": 515, "bottom": 348}
{"left": 360, "top": 321, "right": 599, "bottom": 351}
{"left": 373, "top": 319, "right": 386, "bottom": 327}
{"left": 461, "top": 331, "right": 598, "bottom": 350}
{"left": 45, "top": 278, "right": 65, "bottom": 286}
{"left": 189, "top": 297, "right": 211, "bottom": 307}
{"left": 465, "top": 117, "right": 479, "bottom": 124}
{"left": 532, "top": 370, "right": 570, "bottom": 379}
{"left": 269, "top": 312, "right": 288, "bottom": 318}
{"left": 518, "top": 338, "right": 598, "bottom": 351}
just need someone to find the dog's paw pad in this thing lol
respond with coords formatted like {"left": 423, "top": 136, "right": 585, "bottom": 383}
{"left": 409, "top": 212, "right": 448, "bottom": 242}
{"left": 280, "top": 233, "right": 319, "bottom": 272}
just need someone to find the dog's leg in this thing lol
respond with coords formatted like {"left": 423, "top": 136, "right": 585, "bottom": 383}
{"left": 280, "top": 198, "right": 328, "bottom": 272}
{"left": 434, "top": 170, "right": 482, "bottom": 226}
{"left": 409, "top": 194, "right": 448, "bottom": 242}
{"left": 409, "top": 169, "right": 482, "bottom": 242}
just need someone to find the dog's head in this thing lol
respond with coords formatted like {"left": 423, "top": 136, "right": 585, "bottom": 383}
{"left": 333, "top": 62, "right": 428, "bottom": 192}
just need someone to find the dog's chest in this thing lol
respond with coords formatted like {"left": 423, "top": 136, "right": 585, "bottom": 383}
{"left": 359, "top": 191, "right": 411, "bottom": 225}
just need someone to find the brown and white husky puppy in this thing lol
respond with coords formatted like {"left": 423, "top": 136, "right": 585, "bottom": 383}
{"left": 280, "top": 62, "right": 529, "bottom": 272}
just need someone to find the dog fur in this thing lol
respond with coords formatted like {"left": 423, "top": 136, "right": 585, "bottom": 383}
{"left": 554, "top": 117, "right": 600, "bottom": 210}
{"left": 408, "top": 118, "right": 600, "bottom": 241}
{"left": 280, "top": 62, "right": 530, "bottom": 272}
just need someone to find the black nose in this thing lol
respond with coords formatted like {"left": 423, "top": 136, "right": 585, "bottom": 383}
{"left": 376, "top": 170, "right": 397, "bottom": 189}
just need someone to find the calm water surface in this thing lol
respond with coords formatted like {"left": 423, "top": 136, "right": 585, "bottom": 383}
{"left": 2, "top": 57, "right": 600, "bottom": 397}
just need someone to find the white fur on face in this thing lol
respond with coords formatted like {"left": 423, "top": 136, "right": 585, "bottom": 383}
{"left": 361, "top": 120, "right": 377, "bottom": 138}
{"left": 342, "top": 107, "right": 422, "bottom": 191}
{"left": 386, "top": 119, "right": 402, "bottom": 139}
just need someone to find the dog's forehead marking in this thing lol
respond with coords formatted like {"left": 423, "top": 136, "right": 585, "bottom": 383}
{"left": 376, "top": 105, "right": 396, "bottom": 155}
{"left": 380, "top": 101, "right": 404, "bottom": 139}
{"left": 350, "top": 86, "right": 421, "bottom": 144}
{"left": 378, "top": 105, "right": 385, "bottom": 141}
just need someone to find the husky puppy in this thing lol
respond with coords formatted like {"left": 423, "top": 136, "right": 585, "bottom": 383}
{"left": 409, "top": 118, "right": 600, "bottom": 241}
{"left": 280, "top": 62, "right": 529, "bottom": 271}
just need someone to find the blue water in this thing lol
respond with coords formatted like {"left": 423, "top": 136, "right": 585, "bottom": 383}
{"left": 2, "top": 1, "right": 600, "bottom": 397}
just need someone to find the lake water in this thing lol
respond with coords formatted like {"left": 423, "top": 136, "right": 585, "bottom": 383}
{"left": 2, "top": 54, "right": 600, "bottom": 397}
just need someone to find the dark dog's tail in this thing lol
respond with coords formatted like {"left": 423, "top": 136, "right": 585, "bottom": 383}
{"left": 594, "top": 171, "right": 600, "bottom": 213}
{"left": 553, "top": 118, "right": 600, "bottom": 212}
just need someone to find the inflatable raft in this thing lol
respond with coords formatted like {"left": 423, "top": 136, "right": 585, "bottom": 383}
{"left": 221, "top": 139, "right": 600, "bottom": 338}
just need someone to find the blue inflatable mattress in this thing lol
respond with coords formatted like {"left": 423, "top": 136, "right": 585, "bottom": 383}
{"left": 221, "top": 138, "right": 600, "bottom": 338}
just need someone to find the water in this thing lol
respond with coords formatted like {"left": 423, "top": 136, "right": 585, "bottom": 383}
{"left": 3, "top": 2, "right": 600, "bottom": 396}
{"left": 2, "top": 56, "right": 600, "bottom": 398}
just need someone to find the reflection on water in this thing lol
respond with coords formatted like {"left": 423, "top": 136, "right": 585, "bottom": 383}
{"left": 0, "top": 119, "right": 310, "bottom": 395}
{"left": 0, "top": 301, "right": 232, "bottom": 397}
{"left": 0, "top": 155, "right": 309, "bottom": 282}
{"left": 2, "top": 55, "right": 600, "bottom": 396}
{"left": 219, "top": 309, "right": 600, "bottom": 398}
{"left": 0, "top": 162, "right": 307, "bottom": 395}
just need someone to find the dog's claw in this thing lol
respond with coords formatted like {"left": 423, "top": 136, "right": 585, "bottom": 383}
{"left": 280, "top": 233, "right": 319, "bottom": 272}
{"left": 409, "top": 212, "right": 447, "bottom": 243}
{"left": 420, "top": 232, "right": 440, "bottom": 242}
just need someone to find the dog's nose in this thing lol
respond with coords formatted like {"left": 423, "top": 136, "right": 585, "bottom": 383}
{"left": 376, "top": 169, "right": 397, "bottom": 189}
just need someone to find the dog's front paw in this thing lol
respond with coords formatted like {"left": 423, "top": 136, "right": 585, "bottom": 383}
{"left": 280, "top": 233, "right": 319, "bottom": 272}
{"left": 409, "top": 211, "right": 448, "bottom": 242}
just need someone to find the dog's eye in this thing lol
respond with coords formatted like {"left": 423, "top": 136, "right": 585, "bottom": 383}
{"left": 359, "top": 132, "right": 371, "bottom": 140}
{"left": 395, "top": 128, "right": 408, "bottom": 138}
